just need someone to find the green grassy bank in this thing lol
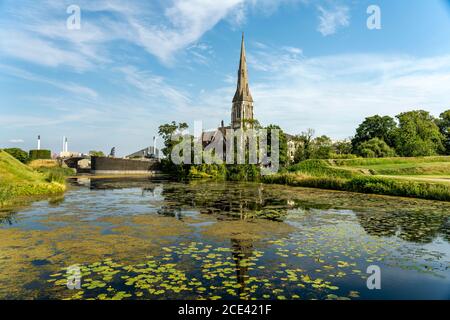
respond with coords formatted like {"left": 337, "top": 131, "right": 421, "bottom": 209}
{"left": 0, "top": 150, "right": 67, "bottom": 208}
{"left": 263, "top": 158, "right": 450, "bottom": 202}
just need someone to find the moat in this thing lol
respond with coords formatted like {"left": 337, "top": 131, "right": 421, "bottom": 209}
{"left": 0, "top": 177, "right": 449, "bottom": 300}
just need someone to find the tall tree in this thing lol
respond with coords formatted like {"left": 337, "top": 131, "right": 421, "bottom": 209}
{"left": 310, "top": 135, "right": 333, "bottom": 159}
{"left": 333, "top": 139, "right": 353, "bottom": 155}
{"left": 437, "top": 110, "right": 450, "bottom": 155}
{"left": 351, "top": 115, "right": 397, "bottom": 151}
{"left": 265, "top": 124, "right": 288, "bottom": 167}
{"left": 293, "top": 129, "right": 315, "bottom": 163}
{"left": 394, "top": 110, "right": 444, "bottom": 157}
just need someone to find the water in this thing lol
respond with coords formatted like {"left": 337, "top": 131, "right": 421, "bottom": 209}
{"left": 0, "top": 177, "right": 449, "bottom": 300}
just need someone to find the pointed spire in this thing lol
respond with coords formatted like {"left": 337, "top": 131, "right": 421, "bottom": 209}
{"left": 233, "top": 32, "right": 253, "bottom": 103}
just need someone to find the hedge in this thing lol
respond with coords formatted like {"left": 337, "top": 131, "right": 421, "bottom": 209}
{"left": 29, "top": 149, "right": 51, "bottom": 160}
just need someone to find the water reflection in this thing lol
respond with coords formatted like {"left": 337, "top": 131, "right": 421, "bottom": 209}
{"left": 81, "top": 178, "right": 450, "bottom": 244}
{"left": 231, "top": 238, "right": 254, "bottom": 296}
{"left": 1, "top": 177, "right": 449, "bottom": 300}
{"left": 0, "top": 212, "right": 16, "bottom": 225}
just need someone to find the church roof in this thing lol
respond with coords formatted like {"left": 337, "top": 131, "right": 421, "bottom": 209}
{"left": 233, "top": 33, "right": 253, "bottom": 103}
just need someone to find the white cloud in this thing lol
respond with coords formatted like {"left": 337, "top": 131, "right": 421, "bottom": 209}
{"left": 117, "top": 66, "right": 191, "bottom": 110}
{"left": 0, "top": 0, "right": 304, "bottom": 67}
{"left": 317, "top": 5, "right": 350, "bottom": 36}
{"left": 0, "top": 64, "right": 98, "bottom": 98}
{"left": 245, "top": 48, "right": 450, "bottom": 137}
{"left": 8, "top": 139, "right": 24, "bottom": 143}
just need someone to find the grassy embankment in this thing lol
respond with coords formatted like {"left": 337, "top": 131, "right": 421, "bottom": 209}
{"left": 0, "top": 150, "right": 71, "bottom": 207}
{"left": 262, "top": 156, "right": 450, "bottom": 201}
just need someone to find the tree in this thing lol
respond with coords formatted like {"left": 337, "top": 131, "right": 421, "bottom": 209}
{"left": 158, "top": 121, "right": 189, "bottom": 159}
{"left": 293, "top": 129, "right": 315, "bottom": 163}
{"left": 436, "top": 110, "right": 450, "bottom": 155}
{"left": 3, "top": 148, "right": 29, "bottom": 163}
{"left": 158, "top": 121, "right": 190, "bottom": 175}
{"left": 265, "top": 125, "right": 288, "bottom": 167}
{"left": 310, "top": 135, "right": 333, "bottom": 159}
{"left": 333, "top": 139, "right": 353, "bottom": 155}
{"left": 89, "top": 150, "right": 105, "bottom": 157}
{"left": 351, "top": 115, "right": 396, "bottom": 151}
{"left": 356, "top": 138, "right": 396, "bottom": 158}
{"left": 394, "top": 110, "right": 444, "bottom": 157}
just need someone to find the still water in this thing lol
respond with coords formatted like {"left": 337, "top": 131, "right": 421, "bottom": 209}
{"left": 0, "top": 177, "right": 449, "bottom": 300}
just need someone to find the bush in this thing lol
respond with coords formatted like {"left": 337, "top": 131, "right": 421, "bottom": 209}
{"left": 29, "top": 149, "right": 51, "bottom": 161}
{"left": 3, "top": 148, "right": 29, "bottom": 163}
{"left": 37, "top": 167, "right": 74, "bottom": 183}
{"left": 356, "top": 138, "right": 396, "bottom": 158}
{"left": 287, "top": 159, "right": 357, "bottom": 179}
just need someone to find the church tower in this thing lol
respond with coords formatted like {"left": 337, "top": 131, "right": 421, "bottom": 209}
{"left": 232, "top": 33, "right": 254, "bottom": 129}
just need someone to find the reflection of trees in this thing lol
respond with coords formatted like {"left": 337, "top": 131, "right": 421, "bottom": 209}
{"left": 230, "top": 238, "right": 254, "bottom": 296}
{"left": 87, "top": 177, "right": 159, "bottom": 190}
{"left": 441, "top": 217, "right": 450, "bottom": 243}
{"left": 356, "top": 210, "right": 450, "bottom": 244}
{"left": 0, "top": 212, "right": 17, "bottom": 226}
{"left": 159, "top": 182, "right": 291, "bottom": 222}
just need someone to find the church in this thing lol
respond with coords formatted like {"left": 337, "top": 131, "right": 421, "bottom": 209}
{"left": 201, "top": 33, "right": 255, "bottom": 145}
{"left": 201, "top": 34, "right": 297, "bottom": 163}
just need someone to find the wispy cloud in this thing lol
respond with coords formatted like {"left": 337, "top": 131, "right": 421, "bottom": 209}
{"left": 0, "top": 64, "right": 98, "bottom": 98}
{"left": 317, "top": 5, "right": 350, "bottom": 36}
{"left": 8, "top": 139, "right": 24, "bottom": 143}
{"left": 0, "top": 0, "right": 305, "bottom": 67}
{"left": 246, "top": 47, "right": 450, "bottom": 137}
{"left": 117, "top": 66, "right": 191, "bottom": 111}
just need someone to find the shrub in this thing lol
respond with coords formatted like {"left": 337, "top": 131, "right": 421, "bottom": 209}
{"left": 356, "top": 138, "right": 396, "bottom": 158}
{"left": 3, "top": 148, "right": 29, "bottom": 163}
{"left": 287, "top": 159, "right": 357, "bottom": 179}
{"left": 29, "top": 149, "right": 51, "bottom": 161}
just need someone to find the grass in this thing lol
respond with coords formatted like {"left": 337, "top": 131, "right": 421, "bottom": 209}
{"left": 0, "top": 150, "right": 67, "bottom": 207}
{"left": 263, "top": 157, "right": 450, "bottom": 202}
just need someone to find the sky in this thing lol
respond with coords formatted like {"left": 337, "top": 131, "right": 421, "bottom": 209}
{"left": 1, "top": 0, "right": 450, "bottom": 156}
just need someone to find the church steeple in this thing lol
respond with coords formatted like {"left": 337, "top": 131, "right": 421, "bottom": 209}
{"left": 233, "top": 33, "right": 253, "bottom": 103}
{"left": 231, "top": 33, "right": 255, "bottom": 129}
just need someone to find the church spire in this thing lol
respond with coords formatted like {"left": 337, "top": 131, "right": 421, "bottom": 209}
{"left": 233, "top": 32, "right": 253, "bottom": 103}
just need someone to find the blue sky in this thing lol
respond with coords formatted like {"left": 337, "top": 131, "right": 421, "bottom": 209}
{"left": 1, "top": 0, "right": 450, "bottom": 156}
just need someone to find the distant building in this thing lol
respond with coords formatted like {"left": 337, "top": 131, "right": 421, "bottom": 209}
{"left": 125, "top": 146, "right": 159, "bottom": 159}
{"left": 59, "top": 151, "right": 82, "bottom": 158}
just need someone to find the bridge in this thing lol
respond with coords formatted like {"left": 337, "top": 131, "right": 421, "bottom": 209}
{"left": 63, "top": 156, "right": 90, "bottom": 171}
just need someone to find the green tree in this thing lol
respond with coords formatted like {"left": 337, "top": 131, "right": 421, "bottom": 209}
{"left": 3, "top": 148, "right": 29, "bottom": 163}
{"left": 356, "top": 138, "right": 396, "bottom": 158}
{"left": 158, "top": 121, "right": 189, "bottom": 158}
{"left": 436, "top": 109, "right": 450, "bottom": 155}
{"left": 394, "top": 110, "right": 444, "bottom": 156}
{"left": 265, "top": 125, "right": 288, "bottom": 167}
{"left": 333, "top": 139, "right": 353, "bottom": 155}
{"left": 293, "top": 129, "right": 314, "bottom": 163}
{"left": 310, "top": 135, "right": 333, "bottom": 159}
{"left": 158, "top": 121, "right": 190, "bottom": 175}
{"left": 351, "top": 115, "right": 397, "bottom": 151}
